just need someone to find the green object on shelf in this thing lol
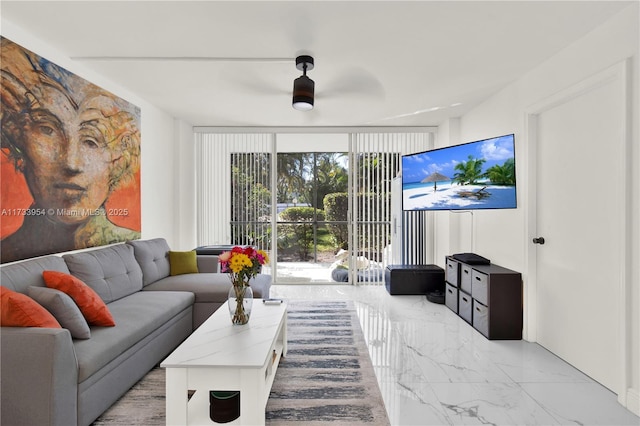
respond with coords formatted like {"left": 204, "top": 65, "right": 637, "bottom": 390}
{"left": 210, "top": 391, "right": 238, "bottom": 399}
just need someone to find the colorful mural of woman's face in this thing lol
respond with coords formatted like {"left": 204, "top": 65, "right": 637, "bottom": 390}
{"left": 23, "top": 85, "right": 114, "bottom": 224}
{"left": 1, "top": 37, "right": 141, "bottom": 263}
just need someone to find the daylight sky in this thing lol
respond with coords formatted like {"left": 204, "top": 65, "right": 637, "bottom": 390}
{"left": 402, "top": 134, "right": 515, "bottom": 184}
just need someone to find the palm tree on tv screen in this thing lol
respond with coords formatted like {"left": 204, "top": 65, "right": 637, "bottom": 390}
{"left": 453, "top": 155, "right": 486, "bottom": 185}
{"left": 486, "top": 158, "right": 516, "bottom": 185}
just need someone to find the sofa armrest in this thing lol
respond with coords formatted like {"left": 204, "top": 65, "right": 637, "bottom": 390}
{"left": 1, "top": 327, "right": 78, "bottom": 426}
{"left": 197, "top": 254, "right": 219, "bottom": 273}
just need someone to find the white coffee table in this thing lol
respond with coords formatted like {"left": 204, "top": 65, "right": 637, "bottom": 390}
{"left": 161, "top": 299, "right": 287, "bottom": 425}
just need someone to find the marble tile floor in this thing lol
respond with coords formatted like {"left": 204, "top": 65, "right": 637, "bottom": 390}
{"left": 270, "top": 284, "right": 640, "bottom": 426}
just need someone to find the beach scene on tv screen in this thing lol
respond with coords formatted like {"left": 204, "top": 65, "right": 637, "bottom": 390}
{"left": 402, "top": 135, "right": 517, "bottom": 211}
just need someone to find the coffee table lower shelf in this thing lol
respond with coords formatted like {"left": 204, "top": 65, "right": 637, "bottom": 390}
{"left": 162, "top": 301, "right": 287, "bottom": 425}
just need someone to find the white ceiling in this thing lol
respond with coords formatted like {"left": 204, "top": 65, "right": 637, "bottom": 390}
{"left": 1, "top": 1, "right": 632, "bottom": 127}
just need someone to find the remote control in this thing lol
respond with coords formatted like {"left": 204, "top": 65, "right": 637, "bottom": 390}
{"left": 263, "top": 299, "right": 283, "bottom": 305}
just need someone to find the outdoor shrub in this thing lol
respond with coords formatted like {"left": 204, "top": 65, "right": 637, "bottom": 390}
{"left": 324, "top": 192, "right": 348, "bottom": 249}
{"left": 279, "top": 207, "right": 325, "bottom": 259}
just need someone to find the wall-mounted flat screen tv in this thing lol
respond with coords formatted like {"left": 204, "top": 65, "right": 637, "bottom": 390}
{"left": 402, "top": 134, "right": 517, "bottom": 211}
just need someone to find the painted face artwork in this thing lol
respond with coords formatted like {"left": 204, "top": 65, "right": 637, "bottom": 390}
{"left": 22, "top": 86, "right": 113, "bottom": 224}
{"left": 1, "top": 36, "right": 141, "bottom": 263}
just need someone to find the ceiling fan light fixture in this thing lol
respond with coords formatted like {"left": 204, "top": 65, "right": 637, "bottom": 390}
{"left": 292, "top": 75, "right": 315, "bottom": 111}
{"left": 292, "top": 55, "right": 315, "bottom": 111}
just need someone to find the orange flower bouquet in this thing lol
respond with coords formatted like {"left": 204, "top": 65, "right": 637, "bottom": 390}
{"left": 219, "top": 246, "right": 269, "bottom": 324}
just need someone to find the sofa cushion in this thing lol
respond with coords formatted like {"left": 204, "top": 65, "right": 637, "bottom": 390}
{"left": 73, "top": 291, "right": 194, "bottom": 382}
{"left": 27, "top": 287, "right": 91, "bottom": 339}
{"left": 0, "top": 256, "right": 70, "bottom": 294}
{"left": 0, "top": 286, "right": 61, "bottom": 328}
{"left": 169, "top": 250, "right": 198, "bottom": 276}
{"left": 143, "top": 272, "right": 271, "bottom": 302}
{"left": 126, "top": 238, "right": 171, "bottom": 286}
{"left": 196, "top": 255, "right": 219, "bottom": 273}
{"left": 63, "top": 244, "right": 143, "bottom": 303}
{"left": 43, "top": 271, "right": 115, "bottom": 327}
{"left": 143, "top": 273, "right": 231, "bottom": 303}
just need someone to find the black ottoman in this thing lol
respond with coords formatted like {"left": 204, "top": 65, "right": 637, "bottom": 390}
{"left": 384, "top": 264, "right": 445, "bottom": 295}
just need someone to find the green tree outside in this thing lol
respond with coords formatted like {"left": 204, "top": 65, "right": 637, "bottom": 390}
{"left": 324, "top": 192, "right": 349, "bottom": 250}
{"left": 279, "top": 206, "right": 326, "bottom": 260}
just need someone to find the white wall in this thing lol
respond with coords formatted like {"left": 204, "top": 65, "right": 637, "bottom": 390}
{"left": 433, "top": 119, "right": 457, "bottom": 264}
{"left": 435, "top": 4, "right": 639, "bottom": 414}
{"left": 1, "top": 20, "right": 192, "bottom": 251}
{"left": 174, "top": 119, "right": 198, "bottom": 250}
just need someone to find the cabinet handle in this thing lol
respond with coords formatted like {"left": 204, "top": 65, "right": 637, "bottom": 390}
{"left": 462, "top": 297, "right": 468, "bottom": 302}
{"left": 464, "top": 270, "right": 469, "bottom": 274}
{"left": 475, "top": 276, "right": 481, "bottom": 281}
{"left": 476, "top": 306, "right": 481, "bottom": 312}
{"left": 448, "top": 288, "right": 453, "bottom": 294}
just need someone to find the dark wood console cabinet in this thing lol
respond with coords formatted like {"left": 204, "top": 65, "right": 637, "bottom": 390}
{"left": 445, "top": 256, "right": 523, "bottom": 340}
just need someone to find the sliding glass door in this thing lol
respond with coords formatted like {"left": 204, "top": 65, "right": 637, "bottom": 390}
{"left": 275, "top": 151, "right": 348, "bottom": 283}
{"left": 195, "top": 130, "right": 432, "bottom": 285}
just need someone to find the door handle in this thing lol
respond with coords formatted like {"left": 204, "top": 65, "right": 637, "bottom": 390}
{"left": 532, "top": 237, "right": 545, "bottom": 245}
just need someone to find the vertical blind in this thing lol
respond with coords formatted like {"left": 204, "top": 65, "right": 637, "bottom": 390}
{"left": 196, "top": 130, "right": 432, "bottom": 284}
{"left": 195, "top": 133, "right": 273, "bottom": 249}
{"left": 350, "top": 133, "right": 431, "bottom": 283}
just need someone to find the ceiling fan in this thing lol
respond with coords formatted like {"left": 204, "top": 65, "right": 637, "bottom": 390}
{"left": 76, "top": 53, "right": 386, "bottom": 115}
{"left": 219, "top": 53, "right": 385, "bottom": 114}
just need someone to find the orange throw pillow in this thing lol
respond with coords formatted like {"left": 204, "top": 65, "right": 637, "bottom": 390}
{"left": 0, "top": 286, "right": 61, "bottom": 328}
{"left": 43, "top": 271, "right": 115, "bottom": 327}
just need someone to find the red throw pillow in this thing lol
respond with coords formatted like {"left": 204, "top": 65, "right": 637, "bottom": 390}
{"left": 0, "top": 286, "right": 61, "bottom": 328}
{"left": 43, "top": 271, "right": 115, "bottom": 327}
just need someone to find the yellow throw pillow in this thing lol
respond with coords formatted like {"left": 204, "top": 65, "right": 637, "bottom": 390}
{"left": 169, "top": 251, "right": 199, "bottom": 276}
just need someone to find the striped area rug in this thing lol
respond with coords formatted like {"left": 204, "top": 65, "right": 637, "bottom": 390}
{"left": 265, "top": 300, "right": 390, "bottom": 426}
{"left": 93, "top": 300, "right": 389, "bottom": 425}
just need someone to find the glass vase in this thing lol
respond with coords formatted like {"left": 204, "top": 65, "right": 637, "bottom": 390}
{"left": 228, "top": 284, "right": 253, "bottom": 325}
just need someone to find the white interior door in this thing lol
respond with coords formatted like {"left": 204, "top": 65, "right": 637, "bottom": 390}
{"left": 533, "top": 65, "right": 626, "bottom": 392}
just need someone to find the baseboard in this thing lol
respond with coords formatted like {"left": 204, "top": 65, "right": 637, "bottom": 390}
{"left": 623, "top": 387, "right": 640, "bottom": 417}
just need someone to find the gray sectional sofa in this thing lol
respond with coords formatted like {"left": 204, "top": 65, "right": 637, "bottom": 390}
{"left": 0, "top": 238, "right": 271, "bottom": 426}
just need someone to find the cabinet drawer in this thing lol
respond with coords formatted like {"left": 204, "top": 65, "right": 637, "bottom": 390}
{"left": 460, "top": 264, "right": 472, "bottom": 293}
{"left": 458, "top": 291, "right": 472, "bottom": 324}
{"left": 445, "top": 258, "right": 460, "bottom": 287}
{"left": 471, "top": 270, "right": 489, "bottom": 305}
{"left": 473, "top": 300, "right": 489, "bottom": 337}
{"left": 445, "top": 283, "right": 458, "bottom": 313}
